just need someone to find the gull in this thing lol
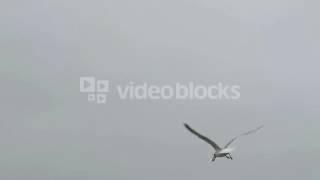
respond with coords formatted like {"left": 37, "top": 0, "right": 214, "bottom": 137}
{"left": 184, "top": 123, "right": 263, "bottom": 161}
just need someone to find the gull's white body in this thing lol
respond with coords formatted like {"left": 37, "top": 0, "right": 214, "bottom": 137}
{"left": 217, "top": 147, "right": 235, "bottom": 154}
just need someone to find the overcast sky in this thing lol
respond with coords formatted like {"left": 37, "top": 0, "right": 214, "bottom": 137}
{"left": 1, "top": 0, "right": 319, "bottom": 179}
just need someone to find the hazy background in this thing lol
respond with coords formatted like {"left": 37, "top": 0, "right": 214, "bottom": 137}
{"left": 1, "top": 0, "right": 319, "bottom": 179}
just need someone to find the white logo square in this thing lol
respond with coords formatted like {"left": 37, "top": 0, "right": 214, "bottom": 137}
{"left": 97, "top": 80, "right": 109, "bottom": 92}
{"left": 80, "top": 77, "right": 95, "bottom": 93}
{"left": 97, "top": 93, "right": 107, "bottom": 104}
{"left": 88, "top": 94, "right": 96, "bottom": 101}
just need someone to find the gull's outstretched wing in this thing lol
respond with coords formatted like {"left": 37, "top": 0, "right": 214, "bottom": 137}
{"left": 224, "top": 125, "right": 264, "bottom": 148}
{"left": 184, "top": 123, "right": 221, "bottom": 151}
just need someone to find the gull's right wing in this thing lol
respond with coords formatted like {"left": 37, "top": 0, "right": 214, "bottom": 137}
{"left": 184, "top": 123, "right": 221, "bottom": 151}
{"left": 224, "top": 125, "right": 264, "bottom": 148}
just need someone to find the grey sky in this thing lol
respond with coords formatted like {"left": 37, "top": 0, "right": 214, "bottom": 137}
{"left": 1, "top": 0, "right": 319, "bottom": 179}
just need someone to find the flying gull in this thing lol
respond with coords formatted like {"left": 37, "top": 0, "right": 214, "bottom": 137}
{"left": 184, "top": 123, "right": 263, "bottom": 161}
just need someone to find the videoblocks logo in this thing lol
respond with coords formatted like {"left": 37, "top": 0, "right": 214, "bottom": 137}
{"left": 117, "top": 82, "right": 240, "bottom": 100}
{"left": 80, "top": 77, "right": 240, "bottom": 104}
{"left": 80, "top": 77, "right": 109, "bottom": 104}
